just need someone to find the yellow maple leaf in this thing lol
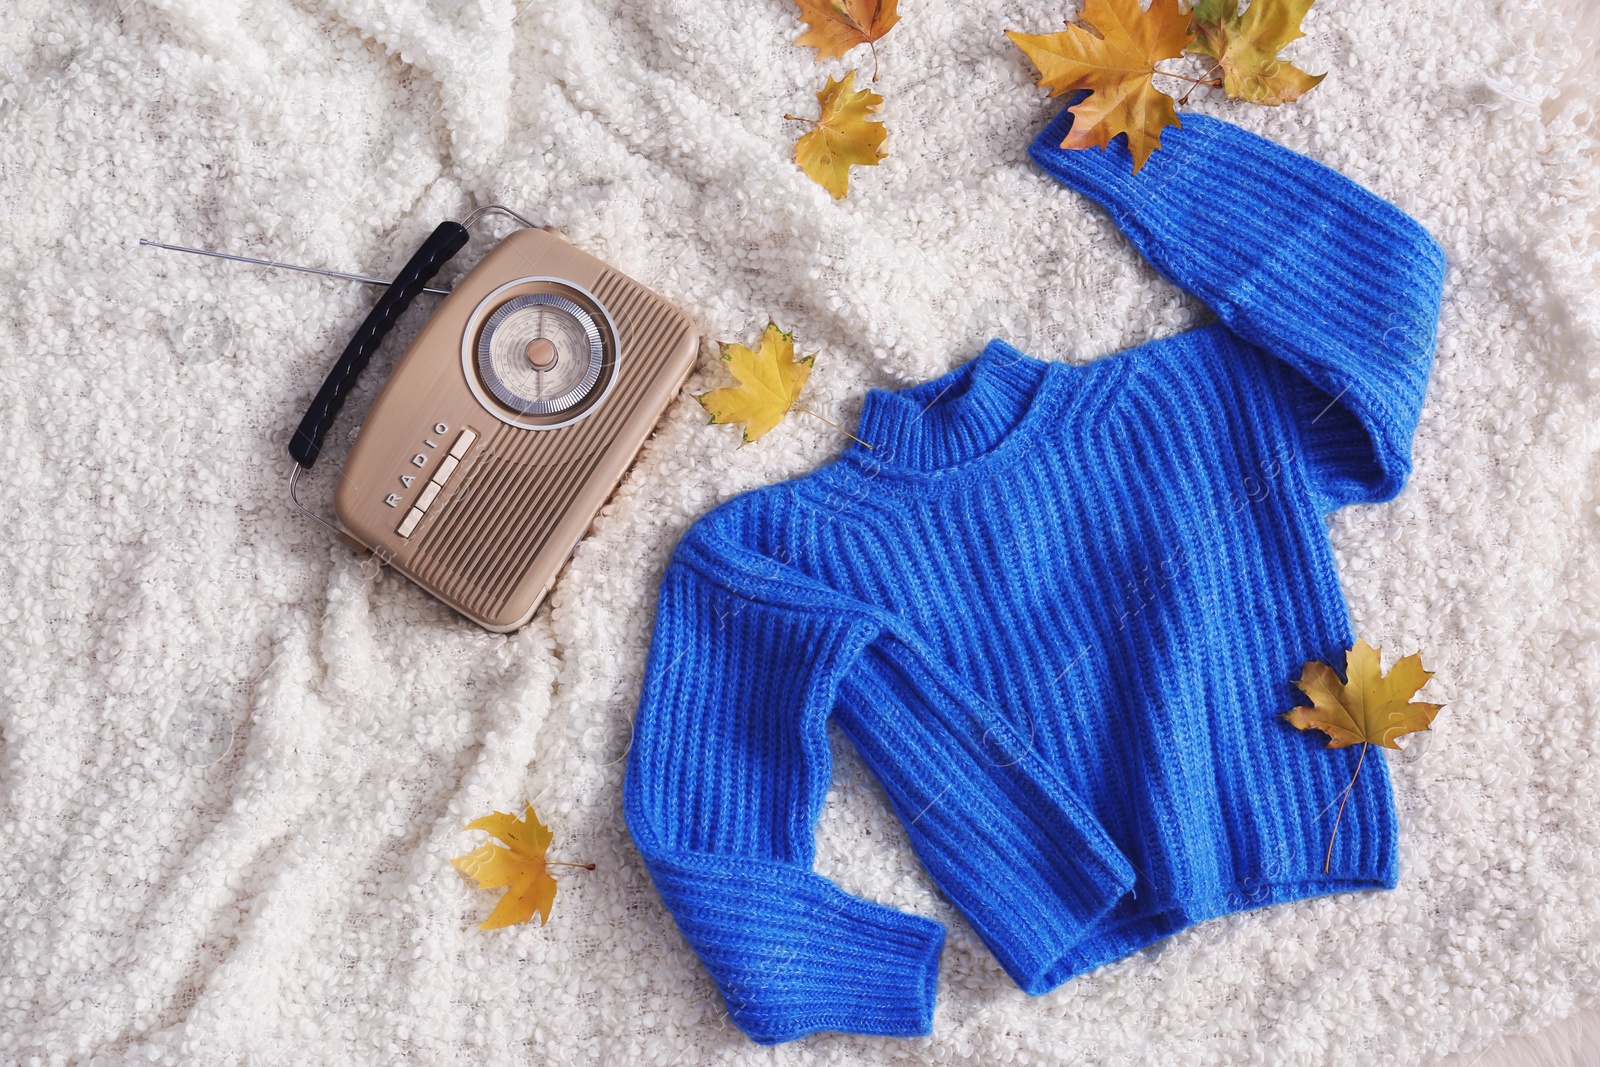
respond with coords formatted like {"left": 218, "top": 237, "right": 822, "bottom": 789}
{"left": 1008, "top": 0, "right": 1194, "bottom": 173}
{"left": 1284, "top": 638, "right": 1440, "bottom": 750}
{"left": 698, "top": 323, "right": 815, "bottom": 444}
{"left": 1187, "top": 0, "right": 1325, "bottom": 106}
{"left": 1283, "top": 638, "right": 1442, "bottom": 870}
{"left": 792, "top": 0, "right": 900, "bottom": 71}
{"left": 789, "top": 70, "right": 887, "bottom": 200}
{"left": 451, "top": 803, "right": 591, "bottom": 929}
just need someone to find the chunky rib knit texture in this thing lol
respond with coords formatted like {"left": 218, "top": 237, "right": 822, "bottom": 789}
{"left": 625, "top": 106, "right": 1447, "bottom": 1045}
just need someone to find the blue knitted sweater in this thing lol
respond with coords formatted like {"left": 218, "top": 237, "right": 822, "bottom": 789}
{"left": 625, "top": 106, "right": 1446, "bottom": 1045}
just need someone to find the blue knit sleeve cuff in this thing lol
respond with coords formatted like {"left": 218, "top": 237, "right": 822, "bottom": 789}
{"left": 1027, "top": 94, "right": 1161, "bottom": 212}
{"left": 1026, "top": 99, "right": 1227, "bottom": 294}
{"left": 727, "top": 899, "right": 945, "bottom": 1045}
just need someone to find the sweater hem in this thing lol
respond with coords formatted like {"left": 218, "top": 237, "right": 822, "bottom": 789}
{"left": 1014, "top": 871, "right": 1399, "bottom": 996}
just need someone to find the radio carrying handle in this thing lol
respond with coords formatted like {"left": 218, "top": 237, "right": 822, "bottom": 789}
{"left": 288, "top": 221, "right": 470, "bottom": 468}
{"left": 281, "top": 205, "right": 539, "bottom": 538}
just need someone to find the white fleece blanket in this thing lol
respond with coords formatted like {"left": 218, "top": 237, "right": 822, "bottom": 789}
{"left": 1, "top": 0, "right": 1597, "bottom": 1064}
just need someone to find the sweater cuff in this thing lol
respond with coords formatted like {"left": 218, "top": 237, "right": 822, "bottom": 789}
{"left": 1028, "top": 101, "right": 1256, "bottom": 310}
{"left": 1026, "top": 94, "right": 1188, "bottom": 267}
{"left": 728, "top": 901, "right": 945, "bottom": 1045}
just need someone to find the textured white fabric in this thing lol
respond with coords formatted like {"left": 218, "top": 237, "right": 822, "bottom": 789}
{"left": 1, "top": 0, "right": 1597, "bottom": 1064}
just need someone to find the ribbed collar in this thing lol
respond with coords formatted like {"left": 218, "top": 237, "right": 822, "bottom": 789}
{"left": 854, "top": 341, "right": 1055, "bottom": 473}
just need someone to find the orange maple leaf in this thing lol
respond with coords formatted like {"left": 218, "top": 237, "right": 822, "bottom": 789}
{"left": 1009, "top": 0, "right": 1194, "bottom": 173}
{"left": 792, "top": 0, "right": 899, "bottom": 77}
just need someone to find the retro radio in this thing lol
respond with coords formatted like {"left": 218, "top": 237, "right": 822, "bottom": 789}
{"left": 146, "top": 206, "right": 699, "bottom": 630}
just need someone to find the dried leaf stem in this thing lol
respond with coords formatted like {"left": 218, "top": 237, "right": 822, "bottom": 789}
{"left": 796, "top": 406, "right": 874, "bottom": 449}
{"left": 1177, "top": 60, "right": 1224, "bottom": 104}
{"left": 1151, "top": 67, "right": 1223, "bottom": 88}
{"left": 1323, "top": 741, "right": 1368, "bottom": 873}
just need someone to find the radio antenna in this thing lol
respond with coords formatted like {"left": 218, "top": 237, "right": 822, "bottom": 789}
{"left": 138, "top": 238, "right": 452, "bottom": 296}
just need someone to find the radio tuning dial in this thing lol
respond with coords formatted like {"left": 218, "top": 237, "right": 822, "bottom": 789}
{"left": 468, "top": 286, "right": 615, "bottom": 426}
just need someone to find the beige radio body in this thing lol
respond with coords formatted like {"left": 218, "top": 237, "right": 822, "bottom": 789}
{"left": 332, "top": 228, "right": 698, "bottom": 631}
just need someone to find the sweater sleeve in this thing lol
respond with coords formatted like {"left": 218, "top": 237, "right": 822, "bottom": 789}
{"left": 624, "top": 541, "right": 1136, "bottom": 1040}
{"left": 623, "top": 556, "right": 945, "bottom": 1045}
{"left": 1027, "top": 102, "right": 1447, "bottom": 513}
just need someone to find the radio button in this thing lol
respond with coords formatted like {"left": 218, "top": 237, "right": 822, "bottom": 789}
{"left": 416, "top": 481, "right": 442, "bottom": 512}
{"left": 448, "top": 429, "right": 477, "bottom": 459}
{"left": 396, "top": 506, "right": 425, "bottom": 538}
{"left": 433, "top": 455, "right": 460, "bottom": 485}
